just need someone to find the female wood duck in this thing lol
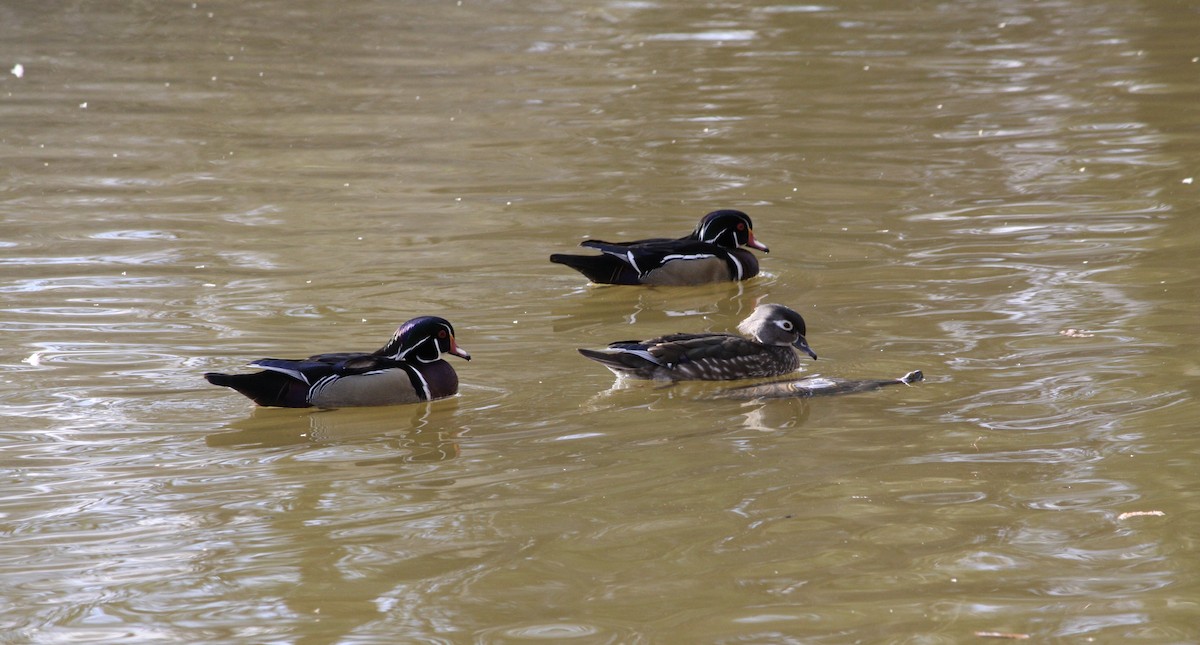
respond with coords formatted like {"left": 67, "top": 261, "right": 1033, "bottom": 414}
{"left": 578, "top": 303, "right": 817, "bottom": 381}
{"left": 550, "top": 209, "right": 769, "bottom": 285}
{"left": 204, "top": 316, "right": 470, "bottom": 408}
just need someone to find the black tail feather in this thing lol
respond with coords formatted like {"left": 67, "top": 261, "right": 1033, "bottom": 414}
{"left": 550, "top": 253, "right": 637, "bottom": 285}
{"left": 205, "top": 371, "right": 312, "bottom": 408}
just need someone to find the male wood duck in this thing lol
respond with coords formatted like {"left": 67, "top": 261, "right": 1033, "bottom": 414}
{"left": 550, "top": 209, "right": 769, "bottom": 285}
{"left": 204, "top": 316, "right": 470, "bottom": 408}
{"left": 577, "top": 303, "right": 817, "bottom": 381}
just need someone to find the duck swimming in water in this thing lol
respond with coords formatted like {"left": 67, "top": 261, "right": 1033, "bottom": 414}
{"left": 550, "top": 209, "right": 769, "bottom": 286}
{"left": 578, "top": 303, "right": 817, "bottom": 381}
{"left": 204, "top": 316, "right": 470, "bottom": 408}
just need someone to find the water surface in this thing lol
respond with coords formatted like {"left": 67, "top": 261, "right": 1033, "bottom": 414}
{"left": 2, "top": 0, "right": 1199, "bottom": 642}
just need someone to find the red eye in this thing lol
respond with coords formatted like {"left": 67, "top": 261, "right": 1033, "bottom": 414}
{"left": 737, "top": 223, "right": 746, "bottom": 230}
{"left": 438, "top": 330, "right": 448, "bottom": 338}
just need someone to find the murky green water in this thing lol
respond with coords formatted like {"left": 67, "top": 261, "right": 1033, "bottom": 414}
{"left": 3, "top": 0, "right": 1199, "bottom": 642}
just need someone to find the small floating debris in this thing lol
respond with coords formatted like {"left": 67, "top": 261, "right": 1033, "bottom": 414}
{"left": 1117, "top": 510, "right": 1165, "bottom": 520}
{"left": 713, "top": 370, "right": 923, "bottom": 400}
{"left": 1059, "top": 328, "right": 1094, "bottom": 338}
{"left": 11, "top": 63, "right": 24, "bottom": 78}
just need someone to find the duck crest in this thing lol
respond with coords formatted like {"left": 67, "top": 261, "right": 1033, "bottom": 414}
{"left": 694, "top": 209, "right": 752, "bottom": 247}
{"left": 381, "top": 316, "right": 468, "bottom": 363}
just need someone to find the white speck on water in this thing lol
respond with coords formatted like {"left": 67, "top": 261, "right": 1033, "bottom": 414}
{"left": 357, "top": 236, "right": 363, "bottom": 241}
{"left": 11, "top": 64, "right": 23, "bottom": 78}
{"left": 211, "top": 76, "right": 217, "bottom": 81}
{"left": 1079, "top": 167, "right": 1086, "bottom": 172}
{"left": 79, "top": 102, "right": 88, "bottom": 109}
{"left": 646, "top": 30, "right": 756, "bottom": 42}
{"left": 23, "top": 352, "right": 42, "bottom": 366}
{"left": 1183, "top": 177, "right": 1194, "bottom": 185}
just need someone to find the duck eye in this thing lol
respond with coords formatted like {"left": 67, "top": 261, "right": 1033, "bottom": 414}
{"left": 737, "top": 222, "right": 746, "bottom": 231}
{"left": 779, "top": 320, "right": 794, "bottom": 331}
{"left": 438, "top": 330, "right": 448, "bottom": 339}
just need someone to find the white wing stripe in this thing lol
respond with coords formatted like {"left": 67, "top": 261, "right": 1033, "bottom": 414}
{"left": 619, "top": 348, "right": 662, "bottom": 365}
{"left": 253, "top": 363, "right": 311, "bottom": 384}
{"left": 661, "top": 253, "right": 716, "bottom": 262}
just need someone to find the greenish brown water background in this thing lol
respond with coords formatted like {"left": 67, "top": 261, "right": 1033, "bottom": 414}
{"left": 2, "top": 0, "right": 1199, "bottom": 642}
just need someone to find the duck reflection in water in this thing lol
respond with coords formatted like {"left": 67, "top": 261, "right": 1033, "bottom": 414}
{"left": 205, "top": 400, "right": 462, "bottom": 463}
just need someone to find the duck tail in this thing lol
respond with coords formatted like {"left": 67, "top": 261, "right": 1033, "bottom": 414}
{"left": 204, "top": 371, "right": 312, "bottom": 408}
{"left": 550, "top": 253, "right": 638, "bottom": 285}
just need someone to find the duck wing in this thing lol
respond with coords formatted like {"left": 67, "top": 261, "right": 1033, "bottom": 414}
{"left": 580, "top": 238, "right": 722, "bottom": 277}
{"left": 609, "top": 332, "right": 756, "bottom": 368}
{"left": 250, "top": 352, "right": 401, "bottom": 385}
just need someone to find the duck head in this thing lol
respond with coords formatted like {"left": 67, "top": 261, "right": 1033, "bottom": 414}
{"left": 693, "top": 209, "right": 769, "bottom": 252}
{"left": 378, "top": 316, "right": 471, "bottom": 363}
{"left": 737, "top": 303, "right": 817, "bottom": 359}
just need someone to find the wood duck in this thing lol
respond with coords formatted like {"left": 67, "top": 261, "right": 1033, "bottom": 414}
{"left": 550, "top": 209, "right": 769, "bottom": 285}
{"left": 204, "top": 316, "right": 470, "bottom": 408}
{"left": 578, "top": 303, "right": 817, "bottom": 381}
